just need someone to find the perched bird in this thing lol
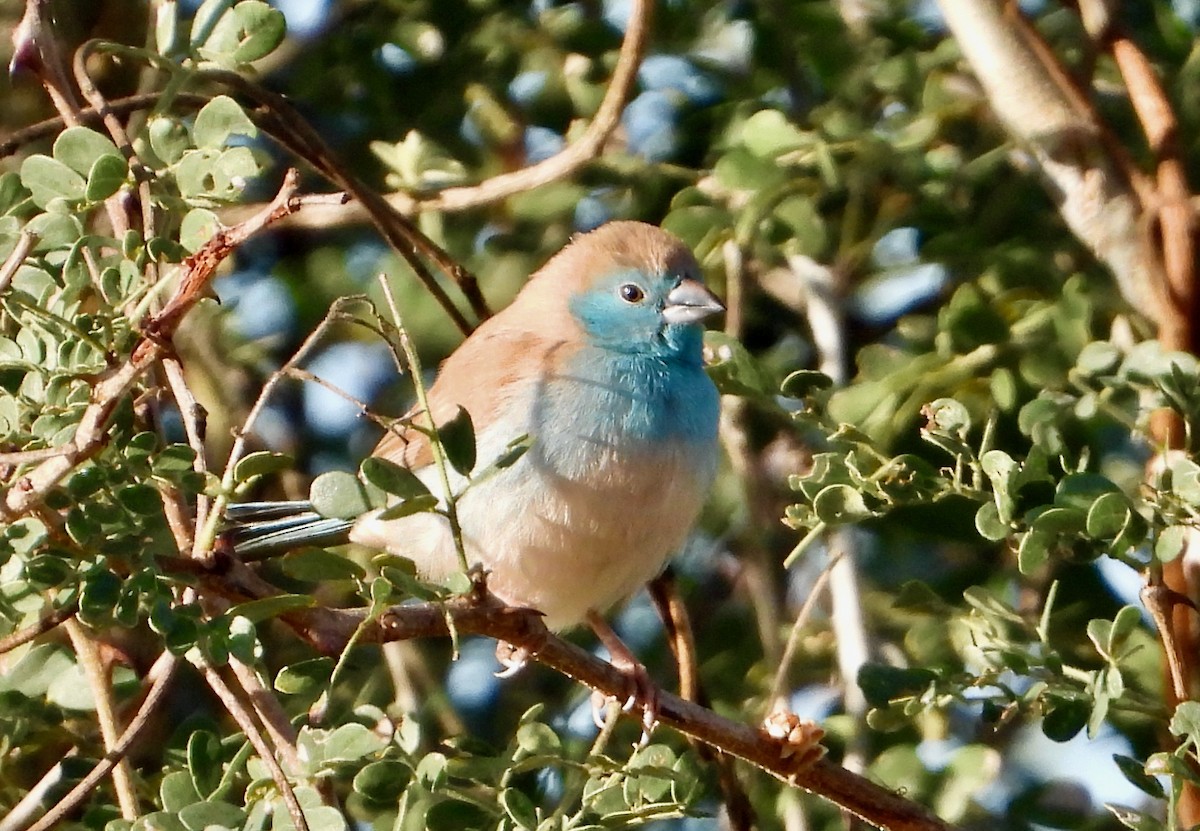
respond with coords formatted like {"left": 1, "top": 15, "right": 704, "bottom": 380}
{"left": 228, "top": 221, "right": 722, "bottom": 653}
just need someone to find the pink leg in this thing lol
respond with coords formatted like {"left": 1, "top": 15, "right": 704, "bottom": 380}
{"left": 587, "top": 610, "right": 659, "bottom": 739}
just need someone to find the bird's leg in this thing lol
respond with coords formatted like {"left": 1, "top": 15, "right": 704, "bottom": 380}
{"left": 586, "top": 609, "right": 658, "bottom": 741}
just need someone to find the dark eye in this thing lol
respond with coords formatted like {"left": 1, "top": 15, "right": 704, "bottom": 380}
{"left": 618, "top": 283, "right": 645, "bottom": 303}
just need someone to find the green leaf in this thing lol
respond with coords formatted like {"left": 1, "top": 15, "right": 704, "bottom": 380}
{"left": 974, "top": 501, "right": 1009, "bottom": 541}
{"left": 53, "top": 127, "right": 120, "bottom": 176}
{"left": 980, "top": 449, "right": 1017, "bottom": 524}
{"left": 781, "top": 369, "right": 833, "bottom": 399}
{"left": 515, "top": 721, "right": 560, "bottom": 755}
{"left": 1106, "top": 803, "right": 1168, "bottom": 831}
{"left": 79, "top": 569, "right": 122, "bottom": 623}
{"left": 361, "top": 456, "right": 431, "bottom": 499}
{"left": 325, "top": 723, "right": 388, "bottom": 763}
{"left": 500, "top": 788, "right": 538, "bottom": 830}
{"left": 275, "top": 657, "right": 334, "bottom": 695}
{"left": 416, "top": 751, "right": 448, "bottom": 789}
{"left": 923, "top": 397, "right": 971, "bottom": 437}
{"left": 705, "top": 331, "right": 775, "bottom": 397}
{"left": 812, "top": 484, "right": 873, "bottom": 524}
{"left": 353, "top": 759, "right": 411, "bottom": 802}
{"left": 438, "top": 406, "right": 476, "bottom": 475}
{"left": 1171, "top": 700, "right": 1200, "bottom": 743}
{"left": 1076, "top": 341, "right": 1122, "bottom": 376}
{"left": 739, "top": 108, "right": 807, "bottom": 157}
{"left": 148, "top": 117, "right": 191, "bottom": 165}
{"left": 174, "top": 148, "right": 221, "bottom": 198}
{"left": 193, "top": 95, "right": 259, "bottom": 149}
{"left": 155, "top": 0, "right": 181, "bottom": 55}
{"left": 47, "top": 661, "right": 97, "bottom": 710}
{"left": 714, "top": 147, "right": 786, "bottom": 192}
{"left": 310, "top": 470, "right": 374, "bottom": 519}
{"left": 280, "top": 547, "right": 365, "bottom": 581}
{"left": 20, "top": 155, "right": 86, "bottom": 207}
{"left": 199, "top": 1, "right": 285, "bottom": 64}
{"left": 1055, "top": 472, "right": 1120, "bottom": 513}
{"left": 1169, "top": 458, "right": 1200, "bottom": 506}
{"left": 213, "top": 145, "right": 259, "bottom": 196}
{"left": 892, "top": 581, "right": 949, "bottom": 613}
{"left": 232, "top": 450, "right": 293, "bottom": 484}
{"left": 774, "top": 195, "right": 828, "bottom": 257}
{"left": 117, "top": 483, "right": 163, "bottom": 515}
{"left": 1042, "top": 697, "right": 1089, "bottom": 741}
{"left": 1086, "top": 491, "right": 1131, "bottom": 540}
{"left": 376, "top": 493, "right": 440, "bottom": 520}
{"left": 180, "top": 208, "right": 221, "bottom": 253}
{"left": 225, "top": 594, "right": 314, "bottom": 623}
{"left": 186, "top": 730, "right": 223, "bottom": 798}
{"left": 857, "top": 663, "right": 936, "bottom": 707}
{"left": 1156, "top": 525, "right": 1189, "bottom": 563}
{"left": 178, "top": 801, "right": 244, "bottom": 831}
{"left": 938, "top": 283, "right": 1008, "bottom": 351}
{"left": 85, "top": 154, "right": 129, "bottom": 201}
{"left": 132, "top": 812, "right": 188, "bottom": 831}
{"left": 160, "top": 769, "right": 202, "bottom": 812}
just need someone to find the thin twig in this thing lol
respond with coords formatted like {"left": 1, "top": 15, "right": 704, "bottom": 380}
{"left": 23, "top": 652, "right": 179, "bottom": 831}
{"left": 195, "top": 294, "right": 373, "bottom": 553}
{"left": 768, "top": 552, "right": 842, "bottom": 709}
{"left": 198, "top": 70, "right": 483, "bottom": 332}
{"left": 378, "top": 274, "right": 470, "bottom": 572}
{"left": 191, "top": 656, "right": 312, "bottom": 831}
{"left": 649, "top": 571, "right": 757, "bottom": 831}
{"left": 0, "top": 93, "right": 209, "bottom": 156}
{"left": 227, "top": 657, "right": 305, "bottom": 778}
{"left": 0, "top": 229, "right": 38, "bottom": 295}
{"left": 0, "top": 601, "right": 77, "bottom": 655}
{"left": 63, "top": 619, "right": 139, "bottom": 819}
{"left": 384, "top": 0, "right": 652, "bottom": 214}
{"left": 0, "top": 444, "right": 76, "bottom": 467}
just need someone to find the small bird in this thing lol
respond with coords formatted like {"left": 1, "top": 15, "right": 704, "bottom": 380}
{"left": 228, "top": 221, "right": 723, "bottom": 686}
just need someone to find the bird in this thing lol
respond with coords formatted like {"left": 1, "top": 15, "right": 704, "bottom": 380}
{"left": 226, "top": 220, "right": 723, "bottom": 699}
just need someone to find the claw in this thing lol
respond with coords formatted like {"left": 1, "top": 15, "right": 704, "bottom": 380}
{"left": 586, "top": 610, "right": 660, "bottom": 744}
{"left": 494, "top": 641, "right": 530, "bottom": 678}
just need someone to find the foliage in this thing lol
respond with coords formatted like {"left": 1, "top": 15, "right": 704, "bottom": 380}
{"left": 4, "top": 0, "right": 1200, "bottom": 830}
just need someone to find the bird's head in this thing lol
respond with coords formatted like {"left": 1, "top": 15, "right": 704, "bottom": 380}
{"left": 523, "top": 222, "right": 724, "bottom": 361}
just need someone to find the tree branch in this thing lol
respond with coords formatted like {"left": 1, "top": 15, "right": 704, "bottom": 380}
{"left": 187, "top": 554, "right": 953, "bottom": 831}
{"left": 933, "top": 0, "right": 1182, "bottom": 339}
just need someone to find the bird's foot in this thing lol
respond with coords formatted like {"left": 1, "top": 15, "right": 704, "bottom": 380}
{"left": 762, "top": 708, "right": 826, "bottom": 776}
{"left": 494, "top": 640, "right": 531, "bottom": 678}
{"left": 586, "top": 610, "right": 659, "bottom": 744}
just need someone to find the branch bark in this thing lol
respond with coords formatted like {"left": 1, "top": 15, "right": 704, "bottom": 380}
{"left": 186, "top": 553, "right": 953, "bottom": 831}
{"left": 933, "top": 0, "right": 1183, "bottom": 341}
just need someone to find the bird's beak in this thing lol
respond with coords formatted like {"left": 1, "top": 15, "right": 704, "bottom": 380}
{"left": 663, "top": 278, "right": 725, "bottom": 325}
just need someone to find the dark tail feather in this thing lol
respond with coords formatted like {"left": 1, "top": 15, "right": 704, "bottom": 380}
{"left": 223, "top": 500, "right": 354, "bottom": 555}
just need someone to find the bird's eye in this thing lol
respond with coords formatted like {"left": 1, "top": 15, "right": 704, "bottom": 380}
{"left": 618, "top": 283, "right": 645, "bottom": 303}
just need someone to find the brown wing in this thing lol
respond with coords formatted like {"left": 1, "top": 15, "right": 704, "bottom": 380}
{"left": 372, "top": 324, "right": 563, "bottom": 469}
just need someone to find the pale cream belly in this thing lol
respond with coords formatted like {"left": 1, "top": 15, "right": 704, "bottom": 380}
{"left": 350, "top": 445, "right": 709, "bottom": 630}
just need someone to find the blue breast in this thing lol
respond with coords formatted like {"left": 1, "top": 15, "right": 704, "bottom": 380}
{"left": 531, "top": 344, "right": 719, "bottom": 478}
